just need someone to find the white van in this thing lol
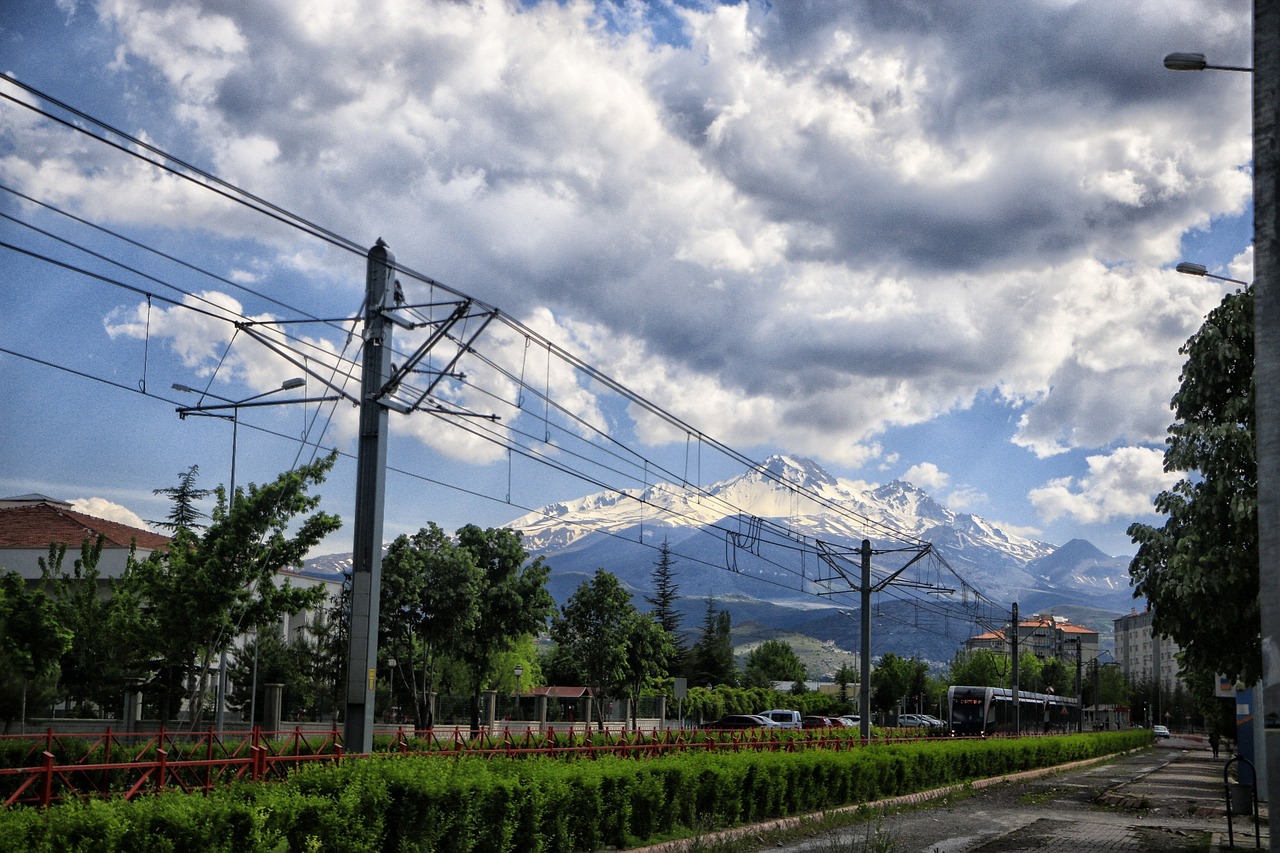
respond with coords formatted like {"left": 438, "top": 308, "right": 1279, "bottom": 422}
{"left": 758, "top": 709, "right": 803, "bottom": 729}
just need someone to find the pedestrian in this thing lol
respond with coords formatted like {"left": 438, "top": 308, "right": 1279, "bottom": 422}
{"left": 1210, "top": 731, "right": 1220, "bottom": 758}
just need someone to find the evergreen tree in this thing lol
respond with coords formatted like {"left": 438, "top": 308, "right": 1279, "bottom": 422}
{"left": 149, "top": 464, "right": 212, "bottom": 532}
{"left": 644, "top": 540, "right": 686, "bottom": 671}
{"left": 686, "top": 597, "right": 736, "bottom": 687}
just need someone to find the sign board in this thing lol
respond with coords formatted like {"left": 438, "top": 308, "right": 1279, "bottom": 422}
{"left": 673, "top": 677, "right": 687, "bottom": 700}
{"left": 1216, "top": 673, "right": 1238, "bottom": 698}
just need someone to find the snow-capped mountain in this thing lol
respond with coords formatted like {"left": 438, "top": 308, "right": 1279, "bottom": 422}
{"left": 300, "top": 455, "right": 1137, "bottom": 664}
{"left": 505, "top": 454, "right": 1132, "bottom": 613}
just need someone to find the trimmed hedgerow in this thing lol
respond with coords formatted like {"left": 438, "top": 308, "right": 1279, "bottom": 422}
{"left": 0, "top": 731, "right": 1149, "bottom": 852}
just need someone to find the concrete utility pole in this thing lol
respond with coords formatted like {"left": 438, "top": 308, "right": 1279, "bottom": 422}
{"left": 344, "top": 239, "right": 397, "bottom": 754}
{"left": 1011, "top": 602, "right": 1020, "bottom": 734}
{"left": 859, "top": 539, "right": 872, "bottom": 743}
{"left": 1254, "top": 0, "right": 1280, "bottom": 829}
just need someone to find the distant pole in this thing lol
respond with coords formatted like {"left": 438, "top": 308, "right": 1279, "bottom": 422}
{"left": 1011, "top": 602, "right": 1020, "bottom": 734}
{"left": 859, "top": 539, "right": 872, "bottom": 742}
{"left": 344, "top": 239, "right": 397, "bottom": 754}
{"left": 1253, "top": 0, "right": 1280, "bottom": 825}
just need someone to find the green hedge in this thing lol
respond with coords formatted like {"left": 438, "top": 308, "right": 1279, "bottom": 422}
{"left": 0, "top": 731, "right": 1149, "bottom": 853}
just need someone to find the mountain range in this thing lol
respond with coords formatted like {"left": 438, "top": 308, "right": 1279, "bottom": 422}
{"left": 302, "top": 455, "right": 1140, "bottom": 673}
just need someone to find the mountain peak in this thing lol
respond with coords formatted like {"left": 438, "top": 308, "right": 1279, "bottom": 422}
{"left": 759, "top": 454, "right": 837, "bottom": 488}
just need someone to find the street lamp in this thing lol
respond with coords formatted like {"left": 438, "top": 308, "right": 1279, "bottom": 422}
{"left": 513, "top": 664, "right": 524, "bottom": 719}
{"left": 1175, "top": 261, "right": 1249, "bottom": 286}
{"left": 1163, "top": 52, "right": 1253, "bottom": 73}
{"left": 173, "top": 377, "right": 313, "bottom": 729}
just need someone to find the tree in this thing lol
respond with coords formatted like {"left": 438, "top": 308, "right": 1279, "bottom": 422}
{"left": 0, "top": 572, "right": 71, "bottom": 732}
{"left": 742, "top": 639, "right": 806, "bottom": 688}
{"left": 686, "top": 597, "right": 736, "bottom": 688}
{"left": 948, "top": 649, "right": 1007, "bottom": 688}
{"left": 551, "top": 569, "right": 644, "bottom": 728}
{"left": 453, "top": 525, "right": 554, "bottom": 734}
{"left": 871, "top": 653, "right": 926, "bottom": 718}
{"left": 39, "top": 538, "right": 140, "bottom": 716}
{"left": 1128, "top": 286, "right": 1259, "bottom": 683}
{"left": 620, "top": 612, "right": 673, "bottom": 729}
{"left": 149, "top": 464, "right": 212, "bottom": 532}
{"left": 126, "top": 454, "right": 341, "bottom": 725}
{"left": 379, "top": 524, "right": 482, "bottom": 729}
{"left": 644, "top": 540, "right": 686, "bottom": 672}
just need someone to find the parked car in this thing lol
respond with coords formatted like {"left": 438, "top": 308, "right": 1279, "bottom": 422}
{"left": 918, "top": 714, "right": 947, "bottom": 729}
{"left": 837, "top": 714, "right": 860, "bottom": 726}
{"left": 1152, "top": 725, "right": 1171, "bottom": 739}
{"left": 897, "top": 714, "right": 932, "bottom": 728}
{"left": 706, "top": 714, "right": 777, "bottom": 730}
{"left": 830, "top": 716, "right": 857, "bottom": 727}
{"left": 758, "top": 709, "right": 803, "bottom": 729}
{"left": 802, "top": 715, "right": 834, "bottom": 728}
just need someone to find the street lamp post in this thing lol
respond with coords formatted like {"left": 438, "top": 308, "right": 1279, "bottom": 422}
{"left": 513, "top": 664, "right": 524, "bottom": 719}
{"left": 1166, "top": 24, "right": 1280, "bottom": 825}
{"left": 173, "top": 377, "right": 315, "bottom": 729}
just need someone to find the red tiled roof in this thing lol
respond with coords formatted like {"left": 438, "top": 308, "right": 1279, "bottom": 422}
{"left": 0, "top": 503, "right": 171, "bottom": 551}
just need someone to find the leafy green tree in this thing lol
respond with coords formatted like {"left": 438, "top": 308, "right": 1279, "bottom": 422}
{"left": 0, "top": 572, "right": 71, "bottom": 732}
{"left": 39, "top": 538, "right": 135, "bottom": 716}
{"left": 1129, "top": 286, "right": 1259, "bottom": 683}
{"left": 644, "top": 540, "right": 686, "bottom": 673}
{"left": 1040, "top": 657, "right": 1074, "bottom": 697}
{"left": 948, "top": 649, "right": 1007, "bottom": 688}
{"left": 126, "top": 454, "right": 341, "bottom": 725}
{"left": 453, "top": 525, "right": 554, "bottom": 734}
{"left": 686, "top": 597, "right": 736, "bottom": 688}
{"left": 871, "top": 653, "right": 927, "bottom": 718}
{"left": 379, "top": 524, "right": 482, "bottom": 729}
{"left": 1015, "top": 651, "right": 1044, "bottom": 694}
{"left": 620, "top": 610, "right": 673, "bottom": 729}
{"left": 742, "top": 639, "right": 806, "bottom": 688}
{"left": 551, "top": 569, "right": 636, "bottom": 729}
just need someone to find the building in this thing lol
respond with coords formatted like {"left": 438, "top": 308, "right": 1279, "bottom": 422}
{"left": 963, "top": 613, "right": 1101, "bottom": 664}
{"left": 1113, "top": 608, "right": 1182, "bottom": 692}
{"left": 0, "top": 494, "right": 171, "bottom": 589}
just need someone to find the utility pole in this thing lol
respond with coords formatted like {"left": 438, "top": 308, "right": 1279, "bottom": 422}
{"left": 1011, "top": 602, "right": 1019, "bottom": 734}
{"left": 859, "top": 539, "right": 872, "bottom": 743}
{"left": 344, "top": 239, "right": 397, "bottom": 754}
{"left": 1254, "top": 0, "right": 1280, "bottom": 828}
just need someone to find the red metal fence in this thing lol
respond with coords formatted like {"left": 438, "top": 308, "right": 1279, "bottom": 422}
{"left": 0, "top": 724, "right": 938, "bottom": 809}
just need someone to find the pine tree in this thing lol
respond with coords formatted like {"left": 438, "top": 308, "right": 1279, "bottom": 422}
{"left": 644, "top": 539, "right": 687, "bottom": 671}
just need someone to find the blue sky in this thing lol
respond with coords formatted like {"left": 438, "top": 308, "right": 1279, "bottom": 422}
{"left": 0, "top": 0, "right": 1256, "bottom": 562}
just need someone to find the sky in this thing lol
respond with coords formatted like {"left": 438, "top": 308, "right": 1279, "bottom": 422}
{"left": 0, "top": 0, "right": 1257, "bottom": 563}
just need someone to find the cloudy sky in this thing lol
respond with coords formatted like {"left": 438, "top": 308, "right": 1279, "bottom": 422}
{"left": 0, "top": 0, "right": 1255, "bottom": 562}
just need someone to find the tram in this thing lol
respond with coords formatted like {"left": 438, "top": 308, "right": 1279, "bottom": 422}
{"left": 947, "top": 685, "right": 1080, "bottom": 735}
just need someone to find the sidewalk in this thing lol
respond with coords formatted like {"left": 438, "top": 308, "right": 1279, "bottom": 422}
{"left": 1100, "top": 748, "right": 1269, "bottom": 851}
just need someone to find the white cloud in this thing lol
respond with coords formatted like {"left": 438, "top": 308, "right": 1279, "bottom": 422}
{"left": 1028, "top": 446, "right": 1176, "bottom": 525}
{"left": 70, "top": 497, "right": 151, "bottom": 530}
{"left": 0, "top": 0, "right": 1253, "bottom": 476}
{"left": 902, "top": 462, "right": 949, "bottom": 491}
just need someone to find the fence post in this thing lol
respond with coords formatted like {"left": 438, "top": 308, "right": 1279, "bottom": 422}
{"left": 40, "top": 751, "right": 54, "bottom": 808}
{"left": 156, "top": 748, "right": 167, "bottom": 792}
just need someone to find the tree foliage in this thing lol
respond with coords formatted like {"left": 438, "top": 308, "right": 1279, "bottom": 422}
{"left": 644, "top": 540, "right": 686, "bottom": 673}
{"left": 551, "top": 569, "right": 659, "bottom": 728}
{"left": 126, "top": 455, "right": 341, "bottom": 724}
{"left": 871, "top": 653, "right": 927, "bottom": 716}
{"left": 686, "top": 598, "right": 736, "bottom": 688}
{"left": 149, "top": 464, "right": 212, "bottom": 532}
{"left": 742, "top": 639, "right": 806, "bottom": 688}
{"left": 379, "top": 524, "right": 482, "bottom": 728}
{"left": 39, "top": 539, "right": 140, "bottom": 716}
{"left": 0, "top": 571, "right": 71, "bottom": 732}
{"left": 1128, "top": 286, "right": 1259, "bottom": 683}
{"left": 452, "top": 525, "right": 554, "bottom": 733}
